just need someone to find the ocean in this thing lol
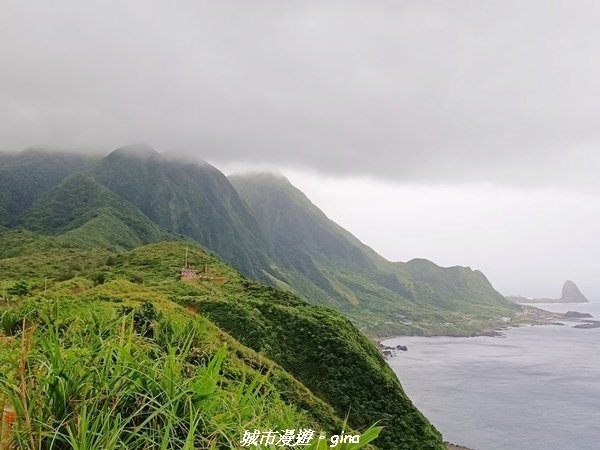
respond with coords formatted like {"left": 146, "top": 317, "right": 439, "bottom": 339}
{"left": 384, "top": 302, "right": 600, "bottom": 450}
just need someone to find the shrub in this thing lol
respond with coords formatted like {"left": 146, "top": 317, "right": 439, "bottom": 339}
{"left": 93, "top": 272, "right": 106, "bottom": 285}
{"left": 7, "top": 281, "right": 29, "bottom": 298}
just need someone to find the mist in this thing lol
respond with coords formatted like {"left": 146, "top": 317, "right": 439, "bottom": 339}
{"left": 2, "top": 1, "right": 599, "bottom": 299}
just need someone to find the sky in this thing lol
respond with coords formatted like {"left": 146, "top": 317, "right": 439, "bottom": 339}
{"left": 1, "top": 1, "right": 599, "bottom": 299}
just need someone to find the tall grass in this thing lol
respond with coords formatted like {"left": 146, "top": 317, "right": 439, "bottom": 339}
{"left": 0, "top": 302, "right": 300, "bottom": 449}
{"left": 0, "top": 299, "right": 380, "bottom": 449}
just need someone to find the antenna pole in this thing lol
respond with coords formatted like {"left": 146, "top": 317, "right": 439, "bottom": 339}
{"left": 185, "top": 245, "right": 189, "bottom": 268}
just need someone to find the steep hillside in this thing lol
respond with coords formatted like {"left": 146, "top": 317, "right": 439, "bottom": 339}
{"left": 91, "top": 145, "right": 276, "bottom": 281}
{"left": 0, "top": 148, "right": 93, "bottom": 226}
{"left": 395, "top": 258, "right": 510, "bottom": 312}
{"left": 0, "top": 245, "right": 349, "bottom": 449}
{"left": 2, "top": 147, "right": 516, "bottom": 336}
{"left": 20, "top": 172, "right": 165, "bottom": 250}
{"left": 231, "top": 173, "right": 517, "bottom": 335}
{"left": 0, "top": 234, "right": 445, "bottom": 450}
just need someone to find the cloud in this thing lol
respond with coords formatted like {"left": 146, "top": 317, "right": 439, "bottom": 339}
{"left": 275, "top": 169, "right": 600, "bottom": 301}
{"left": 1, "top": 0, "right": 599, "bottom": 188}
{"left": 2, "top": 2, "right": 598, "bottom": 297}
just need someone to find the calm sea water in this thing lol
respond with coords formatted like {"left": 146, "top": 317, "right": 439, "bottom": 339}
{"left": 384, "top": 302, "right": 600, "bottom": 450}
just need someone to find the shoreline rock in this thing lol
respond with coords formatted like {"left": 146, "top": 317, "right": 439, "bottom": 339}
{"left": 564, "top": 311, "right": 593, "bottom": 319}
{"left": 470, "top": 330, "right": 504, "bottom": 337}
{"left": 377, "top": 341, "right": 408, "bottom": 359}
{"left": 445, "top": 442, "right": 476, "bottom": 450}
{"left": 560, "top": 280, "right": 589, "bottom": 303}
{"left": 573, "top": 321, "right": 600, "bottom": 329}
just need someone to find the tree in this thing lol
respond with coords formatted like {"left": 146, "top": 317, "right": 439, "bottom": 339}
{"left": 8, "top": 281, "right": 30, "bottom": 298}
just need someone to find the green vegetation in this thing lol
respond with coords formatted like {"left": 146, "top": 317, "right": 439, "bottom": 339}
{"left": 6, "top": 281, "right": 29, "bottom": 298}
{"left": 0, "top": 149, "right": 93, "bottom": 227}
{"left": 3, "top": 146, "right": 519, "bottom": 337}
{"left": 0, "top": 298, "right": 336, "bottom": 449}
{"left": 91, "top": 145, "right": 276, "bottom": 281}
{"left": 190, "top": 288, "right": 443, "bottom": 449}
{"left": 230, "top": 173, "right": 519, "bottom": 336}
{"left": 0, "top": 235, "right": 442, "bottom": 449}
{"left": 21, "top": 172, "right": 165, "bottom": 250}
{"left": 0, "top": 145, "right": 525, "bottom": 449}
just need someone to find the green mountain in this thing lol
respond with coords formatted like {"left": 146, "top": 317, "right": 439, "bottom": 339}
{"left": 91, "top": 145, "right": 276, "bottom": 281}
{"left": 20, "top": 172, "right": 165, "bottom": 250}
{"left": 0, "top": 146, "right": 516, "bottom": 447}
{"left": 0, "top": 234, "right": 445, "bottom": 450}
{"left": 0, "top": 148, "right": 93, "bottom": 227}
{"left": 2, "top": 146, "right": 516, "bottom": 336}
{"left": 230, "top": 173, "right": 517, "bottom": 335}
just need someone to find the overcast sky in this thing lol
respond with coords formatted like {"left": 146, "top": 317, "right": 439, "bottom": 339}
{"left": 1, "top": 1, "right": 599, "bottom": 299}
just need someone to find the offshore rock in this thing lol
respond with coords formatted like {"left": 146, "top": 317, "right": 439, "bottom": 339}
{"left": 560, "top": 280, "right": 589, "bottom": 303}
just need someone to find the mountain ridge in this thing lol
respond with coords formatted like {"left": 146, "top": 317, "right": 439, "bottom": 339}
{"left": 21, "top": 172, "right": 166, "bottom": 250}
{"left": 90, "top": 145, "right": 277, "bottom": 281}
{"left": 230, "top": 171, "right": 516, "bottom": 335}
{"left": 0, "top": 148, "right": 94, "bottom": 226}
{"left": 3, "top": 146, "right": 518, "bottom": 336}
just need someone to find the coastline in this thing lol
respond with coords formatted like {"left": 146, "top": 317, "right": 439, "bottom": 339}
{"left": 375, "top": 304, "right": 598, "bottom": 345}
{"left": 445, "top": 443, "right": 475, "bottom": 450}
{"left": 379, "top": 303, "right": 597, "bottom": 450}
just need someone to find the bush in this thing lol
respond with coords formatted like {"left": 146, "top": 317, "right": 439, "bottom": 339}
{"left": 119, "top": 301, "right": 159, "bottom": 338}
{"left": 0, "top": 309, "right": 22, "bottom": 335}
{"left": 130, "top": 273, "right": 144, "bottom": 284}
{"left": 93, "top": 272, "right": 106, "bottom": 285}
{"left": 7, "top": 281, "right": 29, "bottom": 298}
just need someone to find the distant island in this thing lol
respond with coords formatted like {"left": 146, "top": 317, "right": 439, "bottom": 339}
{"left": 506, "top": 280, "right": 589, "bottom": 304}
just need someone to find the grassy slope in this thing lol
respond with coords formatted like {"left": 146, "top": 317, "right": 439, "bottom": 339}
{"left": 0, "top": 149, "right": 93, "bottom": 227}
{"left": 20, "top": 172, "right": 165, "bottom": 250}
{"left": 0, "top": 298, "right": 345, "bottom": 449}
{"left": 108, "top": 242, "right": 443, "bottom": 449}
{"left": 0, "top": 234, "right": 445, "bottom": 450}
{"left": 0, "top": 236, "right": 347, "bottom": 448}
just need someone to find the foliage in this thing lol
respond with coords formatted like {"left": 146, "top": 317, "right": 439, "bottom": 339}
{"left": 0, "top": 241, "right": 443, "bottom": 449}
{"left": 230, "top": 173, "right": 518, "bottom": 335}
{"left": 0, "top": 149, "right": 92, "bottom": 227}
{"left": 91, "top": 145, "right": 276, "bottom": 281}
{"left": 189, "top": 288, "right": 444, "bottom": 450}
{"left": 2, "top": 148, "right": 517, "bottom": 337}
{"left": 7, "top": 281, "right": 29, "bottom": 298}
{"left": 0, "top": 301, "right": 321, "bottom": 449}
{"left": 20, "top": 172, "right": 165, "bottom": 250}
{"left": 119, "top": 301, "right": 160, "bottom": 338}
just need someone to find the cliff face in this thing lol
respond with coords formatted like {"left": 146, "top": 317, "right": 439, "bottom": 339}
{"left": 560, "top": 280, "right": 589, "bottom": 303}
{"left": 230, "top": 172, "right": 517, "bottom": 335}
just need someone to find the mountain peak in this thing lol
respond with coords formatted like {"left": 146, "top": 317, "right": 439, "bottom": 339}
{"left": 92, "top": 151, "right": 276, "bottom": 280}
{"left": 109, "top": 144, "right": 162, "bottom": 160}
{"left": 560, "top": 280, "right": 589, "bottom": 302}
